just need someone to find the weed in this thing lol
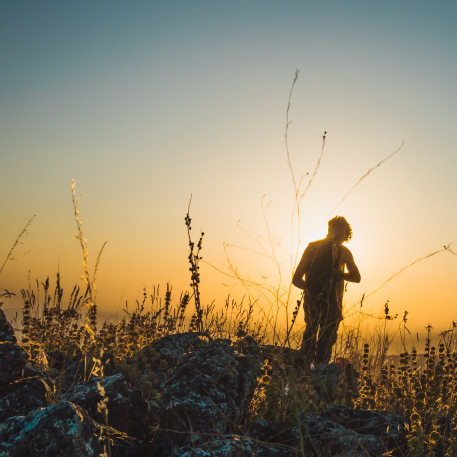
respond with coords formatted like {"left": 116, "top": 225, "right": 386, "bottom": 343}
{"left": 6, "top": 73, "right": 457, "bottom": 457}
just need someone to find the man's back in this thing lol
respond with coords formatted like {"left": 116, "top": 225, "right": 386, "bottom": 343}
{"left": 303, "top": 239, "right": 342, "bottom": 306}
{"left": 293, "top": 237, "right": 359, "bottom": 320}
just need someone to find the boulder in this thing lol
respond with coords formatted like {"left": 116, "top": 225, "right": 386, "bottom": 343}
{"left": 153, "top": 336, "right": 263, "bottom": 455}
{"left": 170, "top": 435, "right": 300, "bottom": 457}
{"left": 0, "top": 310, "right": 16, "bottom": 343}
{"left": 59, "top": 373, "right": 151, "bottom": 439}
{"left": 259, "top": 346, "right": 359, "bottom": 404}
{"left": 316, "top": 405, "right": 409, "bottom": 451}
{"left": 281, "top": 406, "right": 409, "bottom": 456}
{"left": 241, "top": 418, "right": 280, "bottom": 443}
{"left": 127, "top": 332, "right": 212, "bottom": 390}
{"left": 56, "top": 356, "right": 86, "bottom": 391}
{"left": 52, "top": 351, "right": 113, "bottom": 392}
{"left": 0, "top": 342, "right": 28, "bottom": 384}
{"left": 0, "top": 401, "right": 149, "bottom": 457}
{"left": 293, "top": 410, "right": 388, "bottom": 456}
{"left": 144, "top": 332, "right": 213, "bottom": 366}
{"left": 307, "top": 363, "right": 359, "bottom": 404}
{"left": 46, "top": 349, "right": 83, "bottom": 371}
{"left": 22, "top": 364, "right": 55, "bottom": 393}
{"left": 259, "top": 345, "right": 304, "bottom": 370}
{"left": 0, "top": 376, "right": 57, "bottom": 423}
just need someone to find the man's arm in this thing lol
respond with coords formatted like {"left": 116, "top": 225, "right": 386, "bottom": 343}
{"left": 292, "top": 250, "right": 311, "bottom": 290}
{"left": 341, "top": 248, "right": 361, "bottom": 283}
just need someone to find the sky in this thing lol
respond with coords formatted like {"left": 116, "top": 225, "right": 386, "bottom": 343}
{"left": 1, "top": 1, "right": 456, "bottom": 342}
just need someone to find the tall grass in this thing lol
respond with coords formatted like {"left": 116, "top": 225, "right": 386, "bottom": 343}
{"left": 2, "top": 71, "right": 457, "bottom": 455}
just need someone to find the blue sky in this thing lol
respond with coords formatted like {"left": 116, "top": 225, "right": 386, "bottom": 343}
{"left": 1, "top": 1, "right": 456, "bottom": 331}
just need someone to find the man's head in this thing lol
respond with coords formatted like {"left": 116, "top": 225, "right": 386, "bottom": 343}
{"left": 328, "top": 216, "right": 352, "bottom": 243}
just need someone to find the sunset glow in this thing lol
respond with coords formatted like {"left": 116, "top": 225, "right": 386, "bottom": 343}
{"left": 1, "top": 1, "right": 456, "bottom": 344}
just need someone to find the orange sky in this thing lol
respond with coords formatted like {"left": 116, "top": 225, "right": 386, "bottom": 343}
{"left": 1, "top": 1, "right": 456, "bottom": 342}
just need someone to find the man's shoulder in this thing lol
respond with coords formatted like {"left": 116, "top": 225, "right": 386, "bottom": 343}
{"left": 305, "top": 238, "right": 327, "bottom": 250}
{"left": 340, "top": 245, "right": 353, "bottom": 258}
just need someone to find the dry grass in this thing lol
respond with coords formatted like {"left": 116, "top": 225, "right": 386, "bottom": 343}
{"left": 3, "top": 72, "right": 457, "bottom": 456}
{"left": 12, "top": 259, "right": 457, "bottom": 455}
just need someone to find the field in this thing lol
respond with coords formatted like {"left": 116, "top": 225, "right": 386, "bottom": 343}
{"left": 2, "top": 207, "right": 457, "bottom": 456}
{"left": 2, "top": 74, "right": 456, "bottom": 457}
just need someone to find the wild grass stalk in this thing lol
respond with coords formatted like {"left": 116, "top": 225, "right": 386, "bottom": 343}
{"left": 0, "top": 215, "right": 35, "bottom": 277}
{"left": 203, "top": 71, "right": 410, "bottom": 351}
{"left": 7, "top": 72, "right": 457, "bottom": 456}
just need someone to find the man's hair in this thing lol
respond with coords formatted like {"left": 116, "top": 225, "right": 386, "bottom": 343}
{"left": 328, "top": 216, "right": 352, "bottom": 242}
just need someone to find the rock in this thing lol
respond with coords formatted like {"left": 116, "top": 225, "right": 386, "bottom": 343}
{"left": 56, "top": 356, "right": 86, "bottom": 391}
{"left": 259, "top": 346, "right": 359, "bottom": 404}
{"left": 52, "top": 351, "right": 114, "bottom": 393}
{"left": 0, "top": 342, "right": 28, "bottom": 384}
{"left": 316, "top": 405, "right": 409, "bottom": 452}
{"left": 119, "top": 332, "right": 213, "bottom": 404}
{"left": 241, "top": 418, "right": 280, "bottom": 443}
{"left": 144, "top": 332, "right": 212, "bottom": 371}
{"left": 170, "top": 435, "right": 300, "bottom": 457}
{"left": 101, "top": 350, "right": 117, "bottom": 376}
{"left": 280, "top": 406, "right": 409, "bottom": 456}
{"left": 22, "top": 364, "right": 55, "bottom": 393}
{"left": 130, "top": 332, "right": 212, "bottom": 388}
{"left": 45, "top": 349, "right": 80, "bottom": 372}
{"left": 259, "top": 345, "right": 303, "bottom": 368}
{"left": 296, "top": 412, "right": 388, "bottom": 456}
{"left": 307, "top": 363, "right": 359, "bottom": 404}
{"left": 0, "top": 310, "right": 16, "bottom": 343}
{"left": 149, "top": 399, "right": 160, "bottom": 429}
{"left": 0, "top": 376, "right": 57, "bottom": 423}
{"left": 59, "top": 373, "right": 151, "bottom": 439}
{"left": 153, "top": 336, "right": 263, "bottom": 455}
{"left": 0, "top": 401, "right": 149, "bottom": 457}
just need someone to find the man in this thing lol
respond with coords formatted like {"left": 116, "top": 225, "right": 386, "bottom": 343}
{"left": 292, "top": 216, "right": 361, "bottom": 364}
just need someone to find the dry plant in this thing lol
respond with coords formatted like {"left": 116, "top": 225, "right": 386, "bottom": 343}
{"left": 0, "top": 215, "right": 35, "bottom": 278}
{"left": 0, "top": 215, "right": 35, "bottom": 308}
{"left": 8, "top": 73, "right": 457, "bottom": 457}
{"left": 204, "top": 69, "right": 408, "bottom": 350}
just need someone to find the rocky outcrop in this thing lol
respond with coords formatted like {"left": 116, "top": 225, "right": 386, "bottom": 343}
{"left": 129, "top": 332, "right": 212, "bottom": 389}
{"left": 316, "top": 405, "right": 409, "bottom": 450}
{"left": 143, "top": 332, "right": 212, "bottom": 371}
{"left": 291, "top": 411, "right": 388, "bottom": 456}
{"left": 260, "top": 345, "right": 359, "bottom": 404}
{"left": 55, "top": 356, "right": 87, "bottom": 391}
{"left": 0, "top": 309, "right": 16, "bottom": 343}
{"left": 170, "top": 435, "right": 299, "bottom": 457}
{"left": 153, "top": 336, "right": 264, "bottom": 455}
{"left": 0, "top": 375, "right": 57, "bottom": 423}
{"left": 259, "top": 345, "right": 304, "bottom": 370}
{"left": 0, "top": 401, "right": 148, "bottom": 457}
{"left": 241, "top": 417, "right": 280, "bottom": 443}
{"left": 307, "top": 363, "right": 359, "bottom": 404}
{"left": 0, "top": 342, "right": 28, "bottom": 383}
{"left": 280, "top": 405, "right": 409, "bottom": 456}
{"left": 59, "top": 373, "right": 152, "bottom": 439}
{"left": 0, "top": 315, "right": 410, "bottom": 457}
{"left": 240, "top": 408, "right": 408, "bottom": 457}
{"left": 0, "top": 337, "right": 57, "bottom": 423}
{"left": 22, "top": 363, "right": 55, "bottom": 392}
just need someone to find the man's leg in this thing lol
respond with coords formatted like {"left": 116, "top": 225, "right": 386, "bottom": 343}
{"left": 315, "top": 318, "right": 340, "bottom": 364}
{"left": 301, "top": 299, "right": 319, "bottom": 364}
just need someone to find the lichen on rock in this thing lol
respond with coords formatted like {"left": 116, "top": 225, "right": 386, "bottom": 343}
{"left": 153, "top": 336, "right": 263, "bottom": 455}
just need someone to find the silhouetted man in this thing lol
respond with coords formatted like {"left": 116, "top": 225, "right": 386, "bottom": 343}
{"left": 292, "top": 216, "right": 361, "bottom": 364}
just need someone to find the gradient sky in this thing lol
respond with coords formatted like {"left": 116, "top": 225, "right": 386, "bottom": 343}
{"left": 1, "top": 1, "right": 456, "bottom": 339}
